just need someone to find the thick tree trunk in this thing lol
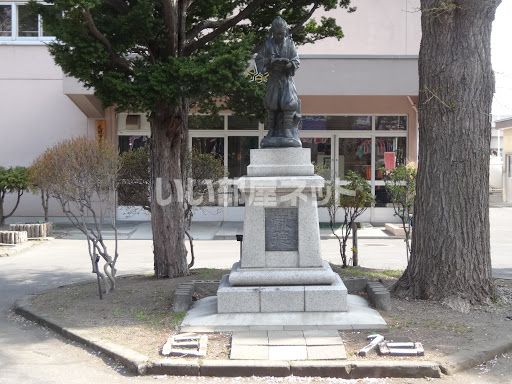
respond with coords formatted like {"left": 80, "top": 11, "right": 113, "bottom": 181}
{"left": 150, "top": 101, "right": 189, "bottom": 278}
{"left": 394, "top": 0, "right": 500, "bottom": 304}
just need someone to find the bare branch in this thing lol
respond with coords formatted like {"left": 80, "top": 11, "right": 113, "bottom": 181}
{"left": 81, "top": 8, "right": 133, "bottom": 74}
{"left": 186, "top": 19, "right": 224, "bottom": 42}
{"left": 184, "top": 0, "right": 266, "bottom": 55}
{"left": 178, "top": 0, "right": 187, "bottom": 53}
{"left": 290, "top": 2, "right": 320, "bottom": 36}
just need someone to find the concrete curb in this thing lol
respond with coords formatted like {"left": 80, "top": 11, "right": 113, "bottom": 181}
{"left": 320, "top": 235, "right": 399, "bottom": 240}
{"left": 0, "top": 241, "right": 39, "bottom": 257}
{"left": 215, "top": 235, "right": 399, "bottom": 240}
{"left": 13, "top": 293, "right": 444, "bottom": 378}
{"left": 439, "top": 339, "right": 512, "bottom": 375}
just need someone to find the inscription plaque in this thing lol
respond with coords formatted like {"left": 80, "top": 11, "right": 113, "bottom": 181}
{"left": 265, "top": 208, "right": 298, "bottom": 251}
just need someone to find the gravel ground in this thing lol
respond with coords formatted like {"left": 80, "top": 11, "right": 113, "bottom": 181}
{"left": 27, "top": 268, "right": 512, "bottom": 366}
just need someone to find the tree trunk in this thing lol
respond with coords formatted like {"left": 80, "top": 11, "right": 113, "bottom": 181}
{"left": 150, "top": 101, "right": 189, "bottom": 278}
{"left": 41, "top": 190, "right": 49, "bottom": 222}
{"left": 395, "top": 0, "right": 500, "bottom": 304}
{"left": 0, "top": 193, "right": 4, "bottom": 227}
{"left": 351, "top": 221, "right": 358, "bottom": 266}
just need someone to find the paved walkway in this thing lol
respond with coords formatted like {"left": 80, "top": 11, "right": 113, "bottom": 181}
{"left": 0, "top": 207, "right": 511, "bottom": 383}
{"left": 51, "top": 220, "right": 394, "bottom": 241}
{"left": 230, "top": 330, "right": 347, "bottom": 360}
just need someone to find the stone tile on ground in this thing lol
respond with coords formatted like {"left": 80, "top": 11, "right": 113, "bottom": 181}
{"left": 304, "top": 335, "right": 344, "bottom": 346}
{"left": 306, "top": 345, "right": 347, "bottom": 360}
{"left": 230, "top": 344, "right": 269, "bottom": 360}
{"left": 231, "top": 331, "right": 268, "bottom": 345}
{"left": 268, "top": 345, "right": 308, "bottom": 360}
{"left": 268, "top": 330, "right": 306, "bottom": 346}
{"left": 303, "top": 329, "right": 340, "bottom": 337}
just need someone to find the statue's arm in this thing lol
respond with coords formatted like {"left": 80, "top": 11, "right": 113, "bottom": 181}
{"left": 286, "top": 40, "right": 300, "bottom": 74}
{"left": 255, "top": 40, "right": 271, "bottom": 73}
{"left": 289, "top": 40, "right": 300, "bottom": 68}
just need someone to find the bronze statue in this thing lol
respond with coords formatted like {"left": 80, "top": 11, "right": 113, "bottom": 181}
{"left": 256, "top": 16, "right": 302, "bottom": 148}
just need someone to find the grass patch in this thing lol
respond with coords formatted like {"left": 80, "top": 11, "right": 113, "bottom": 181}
{"left": 331, "top": 265, "right": 403, "bottom": 280}
{"left": 319, "top": 222, "right": 342, "bottom": 230}
{"left": 423, "top": 319, "right": 473, "bottom": 334}
{"left": 191, "top": 268, "right": 228, "bottom": 280}
{"left": 170, "top": 311, "right": 186, "bottom": 328}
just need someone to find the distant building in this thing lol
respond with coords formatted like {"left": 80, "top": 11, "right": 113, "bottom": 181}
{"left": 1, "top": 0, "right": 422, "bottom": 223}
{"left": 495, "top": 117, "right": 512, "bottom": 203}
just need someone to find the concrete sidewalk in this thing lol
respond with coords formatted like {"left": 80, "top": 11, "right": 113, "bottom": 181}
{"left": 52, "top": 221, "right": 396, "bottom": 241}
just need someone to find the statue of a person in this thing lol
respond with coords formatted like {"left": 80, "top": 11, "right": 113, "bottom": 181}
{"left": 256, "top": 16, "right": 302, "bottom": 148}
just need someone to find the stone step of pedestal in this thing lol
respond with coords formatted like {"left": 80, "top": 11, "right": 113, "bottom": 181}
{"left": 247, "top": 148, "right": 314, "bottom": 177}
{"left": 228, "top": 261, "right": 337, "bottom": 286}
{"left": 217, "top": 274, "right": 348, "bottom": 314}
{"left": 180, "top": 296, "right": 387, "bottom": 332}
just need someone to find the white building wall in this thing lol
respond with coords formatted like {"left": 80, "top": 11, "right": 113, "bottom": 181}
{"left": 1, "top": 0, "right": 421, "bottom": 222}
{"left": 299, "top": 0, "right": 421, "bottom": 56}
{"left": 0, "top": 45, "right": 89, "bottom": 218}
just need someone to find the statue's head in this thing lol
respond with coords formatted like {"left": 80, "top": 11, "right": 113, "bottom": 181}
{"left": 271, "top": 16, "right": 289, "bottom": 42}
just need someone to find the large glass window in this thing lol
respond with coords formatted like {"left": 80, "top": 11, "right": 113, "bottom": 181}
{"left": 376, "top": 116, "right": 407, "bottom": 131}
{"left": 119, "top": 135, "right": 149, "bottom": 153}
{"left": 302, "top": 138, "right": 331, "bottom": 178}
{"left": 189, "top": 115, "right": 224, "bottom": 130}
{"left": 339, "top": 138, "right": 372, "bottom": 180}
{"left": 302, "top": 116, "right": 327, "bottom": 131}
{"left": 0, "top": 5, "right": 12, "bottom": 37}
{"left": 228, "top": 136, "right": 258, "bottom": 178}
{"left": 327, "top": 116, "right": 372, "bottom": 130}
{"left": 192, "top": 137, "right": 224, "bottom": 159}
{"left": 375, "top": 137, "right": 406, "bottom": 180}
{"left": 118, "top": 136, "right": 150, "bottom": 208}
{"left": 228, "top": 116, "right": 259, "bottom": 130}
{"left": 302, "top": 116, "right": 371, "bottom": 131}
{"left": 375, "top": 186, "right": 392, "bottom": 207}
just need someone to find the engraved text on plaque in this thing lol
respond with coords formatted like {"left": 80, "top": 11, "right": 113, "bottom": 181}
{"left": 265, "top": 208, "right": 299, "bottom": 251}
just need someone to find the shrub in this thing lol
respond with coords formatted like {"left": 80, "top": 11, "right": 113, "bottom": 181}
{"left": 31, "top": 137, "right": 119, "bottom": 298}
{"left": 383, "top": 163, "right": 417, "bottom": 263}
{"left": 0, "top": 166, "right": 29, "bottom": 226}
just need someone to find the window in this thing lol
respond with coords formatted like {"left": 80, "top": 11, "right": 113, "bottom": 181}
{"left": 228, "top": 136, "right": 258, "bottom": 177}
{"left": 374, "top": 186, "right": 392, "bottom": 207}
{"left": 302, "top": 116, "right": 327, "bottom": 130}
{"left": 118, "top": 136, "right": 148, "bottom": 153}
{"left": 339, "top": 138, "right": 372, "bottom": 180}
{"left": 17, "top": 5, "right": 38, "bottom": 37}
{"left": 375, "top": 137, "right": 406, "bottom": 180}
{"left": 189, "top": 115, "right": 224, "bottom": 130}
{"left": 302, "top": 137, "right": 331, "bottom": 178}
{"left": 327, "top": 116, "right": 372, "bottom": 130}
{"left": 0, "top": 3, "right": 54, "bottom": 41}
{"left": 0, "top": 5, "right": 12, "bottom": 37}
{"left": 376, "top": 116, "right": 407, "bottom": 131}
{"left": 302, "top": 115, "right": 372, "bottom": 131}
{"left": 192, "top": 137, "right": 224, "bottom": 159}
{"left": 228, "top": 115, "right": 259, "bottom": 130}
{"left": 125, "top": 115, "right": 141, "bottom": 130}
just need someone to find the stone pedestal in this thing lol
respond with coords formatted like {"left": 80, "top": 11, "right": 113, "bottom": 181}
{"left": 217, "top": 148, "right": 347, "bottom": 313}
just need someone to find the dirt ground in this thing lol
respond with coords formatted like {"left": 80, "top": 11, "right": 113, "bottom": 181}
{"left": 29, "top": 267, "right": 512, "bottom": 365}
